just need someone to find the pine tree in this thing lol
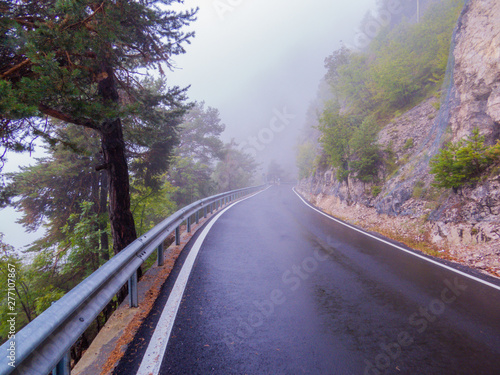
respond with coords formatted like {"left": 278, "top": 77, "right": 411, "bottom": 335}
{"left": 1, "top": 1, "right": 197, "bottom": 254}
{"left": 169, "top": 102, "right": 226, "bottom": 206}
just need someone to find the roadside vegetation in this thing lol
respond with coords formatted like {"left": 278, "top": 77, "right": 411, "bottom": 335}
{"left": 297, "top": 0, "right": 464, "bottom": 185}
{"left": 0, "top": 100, "right": 257, "bottom": 347}
{"left": 430, "top": 129, "right": 500, "bottom": 191}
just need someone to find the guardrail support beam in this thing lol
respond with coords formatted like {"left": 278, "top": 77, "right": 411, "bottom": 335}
{"left": 175, "top": 226, "right": 180, "bottom": 245}
{"left": 128, "top": 271, "right": 138, "bottom": 308}
{"left": 187, "top": 216, "right": 191, "bottom": 233}
{"left": 157, "top": 243, "right": 164, "bottom": 266}
{"left": 52, "top": 351, "right": 70, "bottom": 375}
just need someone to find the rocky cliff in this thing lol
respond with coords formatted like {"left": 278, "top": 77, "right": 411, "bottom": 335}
{"left": 298, "top": 0, "right": 500, "bottom": 278}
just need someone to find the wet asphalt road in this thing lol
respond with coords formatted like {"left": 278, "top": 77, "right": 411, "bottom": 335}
{"left": 116, "top": 185, "right": 500, "bottom": 375}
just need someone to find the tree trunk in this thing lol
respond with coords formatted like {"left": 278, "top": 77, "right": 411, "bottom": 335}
{"left": 97, "top": 63, "right": 137, "bottom": 255}
{"left": 99, "top": 171, "right": 110, "bottom": 262}
{"left": 101, "top": 118, "right": 137, "bottom": 255}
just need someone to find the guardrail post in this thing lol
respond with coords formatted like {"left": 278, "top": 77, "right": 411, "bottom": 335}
{"left": 175, "top": 226, "right": 180, "bottom": 245}
{"left": 204, "top": 206, "right": 207, "bottom": 218}
{"left": 210, "top": 203, "right": 213, "bottom": 214}
{"left": 187, "top": 216, "right": 191, "bottom": 233}
{"left": 52, "top": 351, "right": 70, "bottom": 375}
{"left": 128, "top": 271, "right": 138, "bottom": 308}
{"left": 157, "top": 243, "right": 164, "bottom": 266}
{"left": 195, "top": 210, "right": 199, "bottom": 224}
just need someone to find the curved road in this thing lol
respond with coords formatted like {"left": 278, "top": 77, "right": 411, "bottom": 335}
{"left": 115, "top": 185, "right": 500, "bottom": 374}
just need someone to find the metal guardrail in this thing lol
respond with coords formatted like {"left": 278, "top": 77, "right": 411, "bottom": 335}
{"left": 0, "top": 185, "right": 265, "bottom": 375}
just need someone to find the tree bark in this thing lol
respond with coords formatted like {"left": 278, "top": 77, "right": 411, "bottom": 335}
{"left": 101, "top": 118, "right": 137, "bottom": 255}
{"left": 97, "top": 63, "right": 137, "bottom": 255}
{"left": 99, "top": 171, "right": 109, "bottom": 262}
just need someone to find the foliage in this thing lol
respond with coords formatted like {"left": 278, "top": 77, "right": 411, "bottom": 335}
{"left": 430, "top": 130, "right": 495, "bottom": 190}
{"left": 296, "top": 142, "right": 317, "bottom": 180}
{"left": 0, "top": 0, "right": 197, "bottom": 148}
{"left": 168, "top": 102, "right": 225, "bottom": 206}
{"left": 324, "top": 0, "right": 463, "bottom": 119}
{"left": 403, "top": 138, "right": 415, "bottom": 150}
{"left": 266, "top": 160, "right": 286, "bottom": 183}
{"left": 130, "top": 178, "right": 177, "bottom": 236}
{"left": 314, "top": 0, "right": 463, "bottom": 185}
{"left": 213, "top": 141, "right": 257, "bottom": 192}
{"left": 59, "top": 201, "right": 110, "bottom": 278}
{"left": 371, "top": 185, "right": 382, "bottom": 197}
{"left": 317, "top": 102, "right": 356, "bottom": 180}
{"left": 348, "top": 117, "right": 381, "bottom": 182}
{"left": 5, "top": 125, "right": 108, "bottom": 252}
{"left": 0, "top": 0, "right": 197, "bottom": 254}
{"left": 412, "top": 180, "right": 426, "bottom": 199}
{"left": 318, "top": 103, "right": 380, "bottom": 182}
{"left": 486, "top": 140, "right": 500, "bottom": 164}
{"left": 174, "top": 102, "right": 225, "bottom": 164}
{"left": 0, "top": 236, "right": 67, "bottom": 343}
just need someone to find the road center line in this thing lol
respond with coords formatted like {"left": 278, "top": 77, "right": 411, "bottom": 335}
{"left": 292, "top": 187, "right": 500, "bottom": 291}
{"left": 137, "top": 188, "right": 268, "bottom": 375}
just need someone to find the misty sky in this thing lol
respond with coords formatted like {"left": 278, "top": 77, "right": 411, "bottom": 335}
{"left": 169, "top": 0, "right": 377, "bottom": 174}
{"left": 1, "top": 0, "right": 377, "bottom": 250}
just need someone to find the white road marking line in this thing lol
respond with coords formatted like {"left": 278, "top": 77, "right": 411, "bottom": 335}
{"left": 292, "top": 187, "right": 500, "bottom": 291}
{"left": 137, "top": 188, "right": 268, "bottom": 375}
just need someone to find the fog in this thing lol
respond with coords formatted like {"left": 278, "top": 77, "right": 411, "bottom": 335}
{"left": 1, "top": 0, "right": 378, "bottom": 250}
{"left": 169, "top": 0, "right": 377, "bottom": 178}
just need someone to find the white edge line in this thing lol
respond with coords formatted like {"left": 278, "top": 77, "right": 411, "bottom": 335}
{"left": 137, "top": 188, "right": 269, "bottom": 375}
{"left": 292, "top": 187, "right": 500, "bottom": 292}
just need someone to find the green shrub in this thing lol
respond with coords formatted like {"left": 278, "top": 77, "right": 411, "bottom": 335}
{"left": 430, "top": 129, "right": 493, "bottom": 190}
{"left": 371, "top": 185, "right": 382, "bottom": 197}
{"left": 349, "top": 117, "right": 381, "bottom": 182}
{"left": 403, "top": 138, "right": 414, "bottom": 150}
{"left": 412, "top": 180, "right": 425, "bottom": 198}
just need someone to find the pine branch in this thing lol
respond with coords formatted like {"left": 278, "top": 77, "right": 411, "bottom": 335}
{"left": 38, "top": 104, "right": 100, "bottom": 131}
{"left": 0, "top": 58, "right": 31, "bottom": 79}
{"left": 63, "top": 2, "right": 106, "bottom": 31}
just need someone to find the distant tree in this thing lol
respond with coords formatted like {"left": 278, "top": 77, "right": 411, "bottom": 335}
{"left": 348, "top": 117, "right": 381, "bottom": 182}
{"left": 336, "top": 53, "right": 375, "bottom": 116}
{"left": 0, "top": 1, "right": 197, "bottom": 254}
{"left": 213, "top": 141, "right": 257, "bottom": 192}
{"left": 175, "top": 102, "right": 226, "bottom": 163}
{"left": 296, "top": 142, "right": 317, "bottom": 180}
{"left": 169, "top": 102, "right": 226, "bottom": 206}
{"left": 266, "top": 160, "right": 286, "bottom": 183}
{"left": 324, "top": 45, "right": 351, "bottom": 89}
{"left": 317, "top": 102, "right": 357, "bottom": 180}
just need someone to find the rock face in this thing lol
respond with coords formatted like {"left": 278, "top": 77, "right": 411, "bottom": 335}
{"left": 450, "top": 0, "right": 500, "bottom": 144}
{"left": 298, "top": 0, "right": 500, "bottom": 278}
